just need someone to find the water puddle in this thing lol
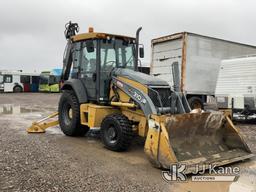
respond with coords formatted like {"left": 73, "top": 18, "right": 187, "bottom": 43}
{"left": 47, "top": 126, "right": 63, "bottom": 135}
{"left": 0, "top": 104, "right": 41, "bottom": 115}
{"left": 232, "top": 163, "right": 256, "bottom": 192}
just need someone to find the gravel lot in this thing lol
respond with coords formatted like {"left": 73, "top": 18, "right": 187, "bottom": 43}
{"left": 0, "top": 93, "right": 255, "bottom": 192}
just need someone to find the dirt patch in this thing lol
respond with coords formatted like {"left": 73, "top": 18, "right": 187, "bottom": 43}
{"left": 0, "top": 93, "right": 255, "bottom": 192}
{"left": 0, "top": 93, "right": 170, "bottom": 192}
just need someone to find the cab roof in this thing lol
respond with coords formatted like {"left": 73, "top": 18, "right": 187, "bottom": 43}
{"left": 71, "top": 32, "right": 135, "bottom": 42}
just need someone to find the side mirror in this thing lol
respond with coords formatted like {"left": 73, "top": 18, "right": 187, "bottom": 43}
{"left": 86, "top": 40, "right": 94, "bottom": 53}
{"left": 139, "top": 46, "right": 144, "bottom": 58}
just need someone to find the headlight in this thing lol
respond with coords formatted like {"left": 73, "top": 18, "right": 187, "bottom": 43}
{"left": 0, "top": 84, "right": 3, "bottom": 88}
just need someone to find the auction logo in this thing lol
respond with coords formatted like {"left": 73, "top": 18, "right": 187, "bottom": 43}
{"left": 162, "top": 164, "right": 240, "bottom": 182}
{"left": 162, "top": 164, "right": 187, "bottom": 182}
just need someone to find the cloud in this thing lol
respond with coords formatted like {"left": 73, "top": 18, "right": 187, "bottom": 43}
{"left": 0, "top": 0, "right": 255, "bottom": 71}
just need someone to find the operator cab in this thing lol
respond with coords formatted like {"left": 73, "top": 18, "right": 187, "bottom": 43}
{"left": 69, "top": 28, "right": 143, "bottom": 103}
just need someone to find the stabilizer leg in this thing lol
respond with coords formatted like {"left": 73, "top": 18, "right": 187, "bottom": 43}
{"left": 27, "top": 112, "right": 59, "bottom": 133}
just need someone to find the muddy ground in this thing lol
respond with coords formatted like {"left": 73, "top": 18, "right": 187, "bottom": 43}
{"left": 0, "top": 93, "right": 255, "bottom": 192}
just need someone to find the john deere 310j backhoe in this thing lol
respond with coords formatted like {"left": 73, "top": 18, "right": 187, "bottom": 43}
{"left": 28, "top": 22, "right": 253, "bottom": 173}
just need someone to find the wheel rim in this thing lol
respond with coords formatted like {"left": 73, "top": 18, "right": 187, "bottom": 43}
{"left": 106, "top": 125, "right": 118, "bottom": 144}
{"left": 63, "top": 103, "right": 72, "bottom": 126}
{"left": 68, "top": 108, "right": 73, "bottom": 119}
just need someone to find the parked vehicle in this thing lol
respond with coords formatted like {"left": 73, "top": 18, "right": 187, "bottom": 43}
{"left": 0, "top": 71, "right": 40, "bottom": 93}
{"left": 215, "top": 56, "right": 256, "bottom": 117}
{"left": 49, "top": 69, "right": 62, "bottom": 92}
{"left": 39, "top": 71, "right": 50, "bottom": 92}
{"left": 138, "top": 66, "right": 150, "bottom": 74}
{"left": 39, "top": 69, "right": 62, "bottom": 92}
{"left": 150, "top": 32, "right": 256, "bottom": 109}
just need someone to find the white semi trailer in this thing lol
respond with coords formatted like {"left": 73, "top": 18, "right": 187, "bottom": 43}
{"left": 215, "top": 56, "right": 256, "bottom": 116}
{"left": 150, "top": 32, "right": 256, "bottom": 109}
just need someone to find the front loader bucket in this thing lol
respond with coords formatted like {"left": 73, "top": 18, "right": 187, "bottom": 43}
{"left": 144, "top": 111, "right": 254, "bottom": 174}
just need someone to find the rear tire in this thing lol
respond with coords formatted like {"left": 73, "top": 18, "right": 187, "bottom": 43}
{"left": 188, "top": 96, "right": 204, "bottom": 109}
{"left": 101, "top": 114, "right": 133, "bottom": 151}
{"left": 13, "top": 86, "right": 23, "bottom": 93}
{"left": 58, "top": 90, "right": 89, "bottom": 136}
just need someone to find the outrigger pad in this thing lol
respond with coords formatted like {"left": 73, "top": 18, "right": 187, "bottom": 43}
{"left": 26, "top": 112, "right": 59, "bottom": 133}
{"left": 27, "top": 123, "right": 46, "bottom": 133}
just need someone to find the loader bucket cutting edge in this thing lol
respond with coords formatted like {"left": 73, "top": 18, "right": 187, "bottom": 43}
{"left": 144, "top": 112, "right": 254, "bottom": 174}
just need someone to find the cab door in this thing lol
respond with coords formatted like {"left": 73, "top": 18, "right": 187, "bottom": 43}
{"left": 77, "top": 40, "right": 98, "bottom": 101}
{"left": 21, "top": 75, "right": 30, "bottom": 92}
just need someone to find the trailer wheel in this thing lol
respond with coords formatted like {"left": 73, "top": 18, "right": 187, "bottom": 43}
{"left": 13, "top": 86, "right": 23, "bottom": 93}
{"left": 58, "top": 90, "right": 89, "bottom": 136}
{"left": 101, "top": 114, "right": 134, "bottom": 151}
{"left": 188, "top": 96, "right": 204, "bottom": 109}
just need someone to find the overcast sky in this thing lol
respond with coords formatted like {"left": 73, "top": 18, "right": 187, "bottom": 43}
{"left": 0, "top": 0, "right": 255, "bottom": 72}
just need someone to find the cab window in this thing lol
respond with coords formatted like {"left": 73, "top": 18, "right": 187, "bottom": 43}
{"left": 4, "top": 75, "right": 12, "bottom": 83}
{"left": 80, "top": 40, "right": 97, "bottom": 77}
{"left": 21, "top": 75, "right": 30, "bottom": 84}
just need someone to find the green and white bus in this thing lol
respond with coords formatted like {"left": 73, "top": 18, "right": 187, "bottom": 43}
{"left": 39, "top": 69, "right": 62, "bottom": 92}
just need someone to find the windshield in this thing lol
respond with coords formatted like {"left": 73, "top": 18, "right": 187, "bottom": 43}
{"left": 49, "top": 75, "right": 61, "bottom": 85}
{"left": 0, "top": 75, "right": 3, "bottom": 83}
{"left": 39, "top": 74, "right": 49, "bottom": 84}
{"left": 100, "top": 38, "right": 136, "bottom": 71}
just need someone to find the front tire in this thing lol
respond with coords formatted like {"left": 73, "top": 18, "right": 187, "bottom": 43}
{"left": 58, "top": 90, "right": 89, "bottom": 136}
{"left": 101, "top": 114, "right": 134, "bottom": 151}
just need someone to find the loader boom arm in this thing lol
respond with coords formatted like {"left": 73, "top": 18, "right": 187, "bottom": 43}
{"left": 112, "top": 76, "right": 157, "bottom": 117}
{"left": 61, "top": 39, "right": 73, "bottom": 81}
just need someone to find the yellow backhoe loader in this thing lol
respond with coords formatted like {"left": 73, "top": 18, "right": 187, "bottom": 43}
{"left": 28, "top": 22, "right": 253, "bottom": 174}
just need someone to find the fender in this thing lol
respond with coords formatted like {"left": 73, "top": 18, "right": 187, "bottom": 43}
{"left": 14, "top": 82, "right": 23, "bottom": 88}
{"left": 13, "top": 83, "right": 23, "bottom": 91}
{"left": 61, "top": 79, "right": 88, "bottom": 104}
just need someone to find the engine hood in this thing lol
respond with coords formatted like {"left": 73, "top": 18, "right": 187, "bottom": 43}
{"left": 112, "top": 68, "right": 169, "bottom": 86}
